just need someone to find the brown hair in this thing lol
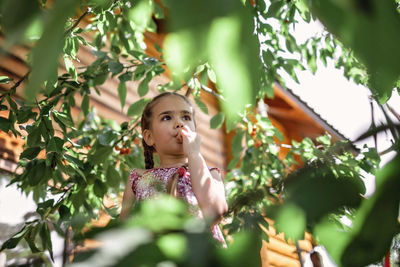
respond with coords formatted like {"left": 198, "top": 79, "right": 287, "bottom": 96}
{"left": 141, "top": 92, "right": 194, "bottom": 169}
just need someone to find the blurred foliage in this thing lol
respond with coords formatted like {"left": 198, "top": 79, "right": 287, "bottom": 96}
{"left": 70, "top": 196, "right": 263, "bottom": 267}
{"left": 0, "top": 0, "right": 399, "bottom": 266}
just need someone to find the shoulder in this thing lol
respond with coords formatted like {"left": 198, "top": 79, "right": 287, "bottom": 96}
{"left": 130, "top": 168, "right": 146, "bottom": 184}
{"left": 131, "top": 168, "right": 146, "bottom": 176}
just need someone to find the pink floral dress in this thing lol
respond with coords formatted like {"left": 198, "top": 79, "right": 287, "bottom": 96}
{"left": 130, "top": 167, "right": 226, "bottom": 246}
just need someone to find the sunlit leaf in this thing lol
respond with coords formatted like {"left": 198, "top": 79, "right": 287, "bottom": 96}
{"left": 0, "top": 76, "right": 13, "bottom": 84}
{"left": 128, "top": 0, "right": 154, "bottom": 32}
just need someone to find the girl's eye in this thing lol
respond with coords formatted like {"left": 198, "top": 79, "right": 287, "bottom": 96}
{"left": 183, "top": 115, "right": 191, "bottom": 121}
{"left": 161, "top": 115, "right": 171, "bottom": 121}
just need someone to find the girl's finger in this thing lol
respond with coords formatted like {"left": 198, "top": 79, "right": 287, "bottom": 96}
{"left": 180, "top": 126, "right": 190, "bottom": 135}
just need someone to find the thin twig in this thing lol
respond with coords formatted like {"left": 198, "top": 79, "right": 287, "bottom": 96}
{"left": 8, "top": 71, "right": 31, "bottom": 94}
{"left": 369, "top": 96, "right": 378, "bottom": 149}
{"left": 387, "top": 104, "right": 400, "bottom": 122}
{"left": 64, "top": 10, "right": 90, "bottom": 37}
{"left": 379, "top": 144, "right": 397, "bottom": 156}
{"left": 200, "top": 84, "right": 225, "bottom": 101}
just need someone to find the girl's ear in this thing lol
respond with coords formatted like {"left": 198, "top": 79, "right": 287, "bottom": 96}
{"left": 143, "top": 129, "right": 154, "bottom": 147}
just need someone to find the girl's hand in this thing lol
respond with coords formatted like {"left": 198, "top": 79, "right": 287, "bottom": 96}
{"left": 179, "top": 126, "right": 201, "bottom": 156}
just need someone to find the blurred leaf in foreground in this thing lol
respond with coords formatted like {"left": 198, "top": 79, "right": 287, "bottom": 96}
{"left": 308, "top": 0, "right": 400, "bottom": 103}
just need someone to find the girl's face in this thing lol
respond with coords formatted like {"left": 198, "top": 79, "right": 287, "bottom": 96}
{"left": 143, "top": 95, "right": 195, "bottom": 155}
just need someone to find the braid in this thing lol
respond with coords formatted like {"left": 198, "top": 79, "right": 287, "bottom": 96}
{"left": 143, "top": 140, "right": 154, "bottom": 169}
{"left": 140, "top": 92, "right": 195, "bottom": 169}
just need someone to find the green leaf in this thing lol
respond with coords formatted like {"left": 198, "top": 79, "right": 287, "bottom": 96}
{"left": 93, "top": 73, "right": 108, "bottom": 86}
{"left": 118, "top": 72, "right": 132, "bottom": 82}
{"left": 127, "top": 98, "right": 151, "bottom": 117}
{"left": 208, "top": 7, "right": 260, "bottom": 126}
{"left": 6, "top": 95, "right": 18, "bottom": 113}
{"left": 275, "top": 204, "right": 306, "bottom": 241}
{"left": 40, "top": 222, "right": 54, "bottom": 261}
{"left": 294, "top": 0, "right": 310, "bottom": 22}
{"left": 24, "top": 0, "right": 78, "bottom": 99}
{"left": 20, "top": 147, "right": 42, "bottom": 160}
{"left": 58, "top": 205, "right": 71, "bottom": 221}
{"left": 64, "top": 55, "right": 77, "bottom": 81}
{"left": 16, "top": 106, "right": 37, "bottom": 123}
{"left": 225, "top": 114, "right": 241, "bottom": 132}
{"left": 316, "top": 134, "right": 331, "bottom": 146}
{"left": 0, "top": 225, "right": 29, "bottom": 251}
{"left": 308, "top": 0, "right": 400, "bottom": 103}
{"left": 217, "top": 230, "right": 262, "bottom": 267}
{"left": 81, "top": 94, "right": 89, "bottom": 116}
{"left": 156, "top": 233, "right": 187, "bottom": 261}
{"left": 0, "top": 117, "right": 10, "bottom": 132}
{"left": 53, "top": 110, "right": 74, "bottom": 128}
{"left": 227, "top": 156, "right": 240, "bottom": 170}
{"left": 210, "top": 112, "right": 225, "bottom": 129}
{"left": 194, "top": 96, "right": 208, "bottom": 114}
{"left": 127, "top": 0, "right": 154, "bottom": 32}
{"left": 283, "top": 162, "right": 365, "bottom": 225}
{"left": 90, "top": 145, "right": 113, "bottom": 165}
{"left": 0, "top": 76, "right": 13, "bottom": 84}
{"left": 28, "top": 161, "right": 46, "bottom": 186}
{"left": 231, "top": 128, "right": 244, "bottom": 155}
{"left": 118, "top": 82, "right": 127, "bottom": 109}
{"left": 93, "top": 179, "right": 107, "bottom": 198}
{"left": 340, "top": 156, "right": 400, "bottom": 266}
{"left": 25, "top": 225, "right": 41, "bottom": 253}
{"left": 106, "top": 165, "right": 121, "bottom": 188}
{"left": 207, "top": 67, "right": 217, "bottom": 83}
{"left": 138, "top": 74, "right": 152, "bottom": 97}
{"left": 47, "top": 137, "right": 64, "bottom": 153}
{"left": 98, "top": 128, "right": 118, "bottom": 146}
{"left": 108, "top": 61, "right": 124, "bottom": 75}
{"left": 27, "top": 126, "right": 42, "bottom": 147}
{"left": 265, "top": 1, "right": 283, "bottom": 18}
{"left": 0, "top": 0, "right": 41, "bottom": 44}
{"left": 37, "top": 199, "right": 54, "bottom": 217}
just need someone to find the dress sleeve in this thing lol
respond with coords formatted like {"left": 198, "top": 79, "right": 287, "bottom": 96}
{"left": 130, "top": 169, "right": 140, "bottom": 195}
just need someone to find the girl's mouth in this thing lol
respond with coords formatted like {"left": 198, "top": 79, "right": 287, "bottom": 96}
{"left": 176, "top": 134, "right": 183, "bottom": 144}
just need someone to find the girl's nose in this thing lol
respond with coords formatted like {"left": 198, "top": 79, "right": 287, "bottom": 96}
{"left": 175, "top": 120, "right": 184, "bottom": 128}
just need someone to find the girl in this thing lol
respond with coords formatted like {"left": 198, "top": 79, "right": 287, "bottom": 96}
{"left": 120, "top": 92, "right": 228, "bottom": 246}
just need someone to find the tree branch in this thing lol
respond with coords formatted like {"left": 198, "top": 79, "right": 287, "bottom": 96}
{"left": 200, "top": 84, "right": 225, "bottom": 101}
{"left": 10, "top": 71, "right": 31, "bottom": 94}
{"left": 64, "top": 10, "right": 90, "bottom": 37}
